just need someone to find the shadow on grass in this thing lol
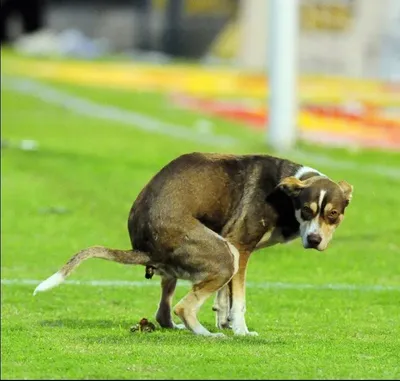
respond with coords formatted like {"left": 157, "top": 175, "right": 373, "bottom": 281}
{"left": 39, "top": 320, "right": 287, "bottom": 346}
{"left": 81, "top": 331, "right": 287, "bottom": 347}
{"left": 39, "top": 318, "right": 134, "bottom": 329}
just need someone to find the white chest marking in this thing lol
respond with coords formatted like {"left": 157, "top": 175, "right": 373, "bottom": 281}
{"left": 258, "top": 230, "right": 273, "bottom": 246}
{"left": 256, "top": 228, "right": 291, "bottom": 249}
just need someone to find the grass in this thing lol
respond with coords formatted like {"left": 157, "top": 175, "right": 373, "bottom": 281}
{"left": 1, "top": 70, "right": 400, "bottom": 379}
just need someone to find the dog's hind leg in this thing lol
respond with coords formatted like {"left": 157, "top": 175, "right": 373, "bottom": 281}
{"left": 172, "top": 239, "right": 239, "bottom": 336}
{"left": 155, "top": 276, "right": 185, "bottom": 329}
{"left": 174, "top": 273, "right": 233, "bottom": 337}
{"left": 213, "top": 282, "right": 232, "bottom": 329}
{"left": 164, "top": 220, "right": 239, "bottom": 336}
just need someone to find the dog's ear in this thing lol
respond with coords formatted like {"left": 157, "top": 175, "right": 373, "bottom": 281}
{"left": 277, "top": 177, "right": 306, "bottom": 197}
{"left": 338, "top": 180, "right": 353, "bottom": 206}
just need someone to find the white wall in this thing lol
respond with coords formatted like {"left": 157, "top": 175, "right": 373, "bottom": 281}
{"left": 237, "top": 0, "right": 393, "bottom": 79}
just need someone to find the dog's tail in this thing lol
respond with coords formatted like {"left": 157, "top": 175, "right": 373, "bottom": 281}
{"left": 33, "top": 246, "right": 151, "bottom": 296}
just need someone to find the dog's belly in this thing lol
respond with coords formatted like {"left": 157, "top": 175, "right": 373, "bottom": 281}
{"left": 153, "top": 264, "right": 201, "bottom": 282}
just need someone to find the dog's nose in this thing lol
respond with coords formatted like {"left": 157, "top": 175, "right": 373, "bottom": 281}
{"left": 307, "top": 233, "right": 322, "bottom": 248}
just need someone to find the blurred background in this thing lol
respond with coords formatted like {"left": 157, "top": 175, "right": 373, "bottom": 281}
{"left": 2, "top": 4, "right": 400, "bottom": 379}
{"left": 1, "top": 0, "right": 400, "bottom": 150}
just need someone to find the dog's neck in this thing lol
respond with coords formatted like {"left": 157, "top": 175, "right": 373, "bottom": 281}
{"left": 293, "top": 165, "right": 327, "bottom": 181}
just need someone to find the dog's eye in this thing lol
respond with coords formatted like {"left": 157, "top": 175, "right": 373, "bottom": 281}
{"left": 327, "top": 210, "right": 338, "bottom": 222}
{"left": 301, "top": 206, "right": 314, "bottom": 220}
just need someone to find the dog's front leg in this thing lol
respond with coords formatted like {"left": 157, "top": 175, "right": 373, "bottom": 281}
{"left": 212, "top": 282, "right": 232, "bottom": 329}
{"left": 229, "top": 251, "right": 258, "bottom": 336}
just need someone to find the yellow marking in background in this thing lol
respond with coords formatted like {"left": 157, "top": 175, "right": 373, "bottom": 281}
{"left": 152, "top": 0, "right": 235, "bottom": 15}
{"left": 3, "top": 55, "right": 399, "bottom": 108}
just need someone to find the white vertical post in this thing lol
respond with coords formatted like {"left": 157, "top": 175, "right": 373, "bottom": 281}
{"left": 267, "top": 0, "right": 299, "bottom": 151}
{"left": 380, "top": 0, "right": 400, "bottom": 82}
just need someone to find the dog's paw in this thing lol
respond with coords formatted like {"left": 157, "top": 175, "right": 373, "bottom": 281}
{"left": 172, "top": 322, "right": 186, "bottom": 330}
{"left": 207, "top": 332, "right": 226, "bottom": 338}
{"left": 233, "top": 329, "right": 259, "bottom": 337}
{"left": 246, "top": 331, "right": 259, "bottom": 337}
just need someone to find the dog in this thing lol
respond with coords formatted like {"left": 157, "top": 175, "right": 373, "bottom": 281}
{"left": 34, "top": 152, "right": 353, "bottom": 337}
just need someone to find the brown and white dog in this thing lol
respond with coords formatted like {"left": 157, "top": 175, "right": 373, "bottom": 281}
{"left": 34, "top": 152, "right": 353, "bottom": 337}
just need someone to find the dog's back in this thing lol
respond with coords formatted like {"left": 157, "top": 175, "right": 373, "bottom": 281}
{"left": 127, "top": 152, "right": 300, "bottom": 255}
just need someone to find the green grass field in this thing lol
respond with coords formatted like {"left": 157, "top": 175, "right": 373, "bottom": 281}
{"left": 1, "top": 65, "right": 400, "bottom": 379}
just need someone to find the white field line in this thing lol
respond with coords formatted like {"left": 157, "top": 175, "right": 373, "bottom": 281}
{"left": 3, "top": 76, "right": 400, "bottom": 181}
{"left": 291, "top": 151, "right": 400, "bottom": 180}
{"left": 1, "top": 76, "right": 236, "bottom": 147}
{"left": 1, "top": 278, "right": 399, "bottom": 292}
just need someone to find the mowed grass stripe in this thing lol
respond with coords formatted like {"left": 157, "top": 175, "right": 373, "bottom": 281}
{"left": 2, "top": 279, "right": 400, "bottom": 292}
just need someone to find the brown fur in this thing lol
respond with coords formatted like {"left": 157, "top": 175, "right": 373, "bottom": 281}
{"left": 58, "top": 246, "right": 151, "bottom": 278}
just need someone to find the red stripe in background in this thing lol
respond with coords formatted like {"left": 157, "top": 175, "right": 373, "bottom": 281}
{"left": 170, "top": 94, "right": 400, "bottom": 150}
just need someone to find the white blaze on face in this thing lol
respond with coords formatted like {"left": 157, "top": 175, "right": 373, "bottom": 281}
{"left": 295, "top": 190, "right": 335, "bottom": 251}
{"left": 318, "top": 190, "right": 326, "bottom": 211}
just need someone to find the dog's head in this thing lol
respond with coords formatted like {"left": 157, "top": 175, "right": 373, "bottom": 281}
{"left": 278, "top": 176, "right": 353, "bottom": 251}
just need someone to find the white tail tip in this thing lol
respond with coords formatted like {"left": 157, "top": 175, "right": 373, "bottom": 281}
{"left": 33, "top": 271, "right": 64, "bottom": 296}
